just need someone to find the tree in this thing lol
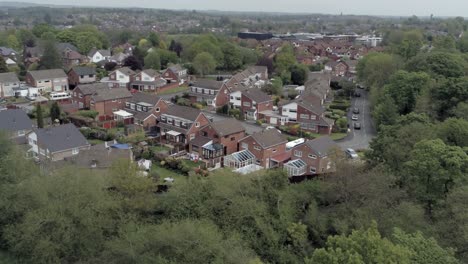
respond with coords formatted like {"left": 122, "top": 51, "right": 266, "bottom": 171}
{"left": 157, "top": 49, "right": 178, "bottom": 68}
{"left": 123, "top": 56, "right": 142, "bottom": 71}
{"left": 169, "top": 39, "right": 183, "bottom": 57}
{"left": 56, "top": 29, "right": 76, "bottom": 44}
{"left": 406, "top": 51, "right": 467, "bottom": 79}
{"left": 6, "top": 35, "right": 20, "bottom": 51}
{"left": 144, "top": 51, "right": 161, "bottom": 70}
{"left": 138, "top": 38, "right": 151, "bottom": 51}
{"left": 32, "top": 23, "right": 56, "bottom": 38}
{"left": 274, "top": 44, "right": 296, "bottom": 75}
{"left": 0, "top": 57, "right": 8, "bottom": 73}
{"left": 437, "top": 118, "right": 468, "bottom": 147}
{"left": 373, "top": 95, "right": 399, "bottom": 128}
{"left": 193, "top": 52, "right": 216, "bottom": 76}
{"left": 104, "top": 61, "right": 117, "bottom": 72}
{"left": 36, "top": 104, "right": 44, "bottom": 128}
{"left": 432, "top": 36, "right": 456, "bottom": 51}
{"left": 148, "top": 32, "right": 160, "bottom": 47}
{"left": 357, "top": 52, "right": 401, "bottom": 89}
{"left": 257, "top": 56, "right": 274, "bottom": 74}
{"left": 289, "top": 64, "right": 308, "bottom": 85}
{"left": 50, "top": 102, "right": 61, "bottom": 123}
{"left": 16, "top": 29, "right": 36, "bottom": 47}
{"left": 221, "top": 42, "right": 242, "bottom": 70}
{"left": 432, "top": 77, "right": 468, "bottom": 119}
{"left": 75, "top": 32, "right": 102, "bottom": 54}
{"left": 38, "top": 39, "right": 62, "bottom": 70}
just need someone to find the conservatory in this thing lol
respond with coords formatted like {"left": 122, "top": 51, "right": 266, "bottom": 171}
{"left": 284, "top": 159, "right": 307, "bottom": 177}
{"left": 223, "top": 150, "right": 256, "bottom": 169}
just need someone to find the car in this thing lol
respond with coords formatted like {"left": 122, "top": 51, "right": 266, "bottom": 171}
{"left": 351, "top": 114, "right": 359, "bottom": 121}
{"left": 353, "top": 107, "right": 360, "bottom": 114}
{"left": 354, "top": 122, "right": 361, "bottom": 130}
{"left": 345, "top": 148, "right": 359, "bottom": 159}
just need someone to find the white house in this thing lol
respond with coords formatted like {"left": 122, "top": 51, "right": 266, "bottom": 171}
{"left": 88, "top": 49, "right": 111, "bottom": 63}
{"left": 229, "top": 90, "right": 242, "bottom": 108}
{"left": 280, "top": 102, "right": 299, "bottom": 122}
{"left": 0, "top": 72, "right": 20, "bottom": 98}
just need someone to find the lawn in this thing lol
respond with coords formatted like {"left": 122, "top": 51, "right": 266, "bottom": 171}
{"left": 330, "top": 133, "right": 348, "bottom": 141}
{"left": 182, "top": 159, "right": 204, "bottom": 169}
{"left": 88, "top": 139, "right": 105, "bottom": 145}
{"left": 151, "top": 145, "right": 171, "bottom": 153}
{"left": 151, "top": 165, "right": 187, "bottom": 182}
{"left": 158, "top": 86, "right": 189, "bottom": 95}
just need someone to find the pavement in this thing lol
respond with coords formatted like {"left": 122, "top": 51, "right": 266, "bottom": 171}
{"left": 336, "top": 89, "right": 376, "bottom": 150}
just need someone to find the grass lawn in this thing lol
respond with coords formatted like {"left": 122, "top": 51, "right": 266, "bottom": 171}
{"left": 158, "top": 86, "right": 189, "bottom": 95}
{"left": 151, "top": 165, "right": 187, "bottom": 182}
{"left": 182, "top": 159, "right": 204, "bottom": 169}
{"left": 88, "top": 139, "right": 104, "bottom": 145}
{"left": 330, "top": 133, "right": 348, "bottom": 141}
{"left": 151, "top": 145, "right": 171, "bottom": 153}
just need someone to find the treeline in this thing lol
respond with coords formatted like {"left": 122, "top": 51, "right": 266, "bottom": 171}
{"left": 0, "top": 134, "right": 461, "bottom": 263}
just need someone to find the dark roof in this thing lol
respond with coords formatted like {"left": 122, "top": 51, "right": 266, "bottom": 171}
{"left": 0, "top": 72, "right": 19, "bottom": 83}
{"left": 128, "top": 92, "right": 161, "bottom": 106}
{"left": 207, "top": 118, "right": 245, "bottom": 137}
{"left": 296, "top": 96, "right": 325, "bottom": 114}
{"left": 305, "top": 136, "right": 338, "bottom": 157}
{"left": 34, "top": 124, "right": 89, "bottom": 153}
{"left": 164, "top": 105, "right": 202, "bottom": 121}
{"left": 91, "top": 88, "right": 132, "bottom": 102}
{"left": 28, "top": 69, "right": 67, "bottom": 80}
{"left": 191, "top": 136, "right": 212, "bottom": 147}
{"left": 0, "top": 47, "right": 17, "bottom": 56}
{"left": 114, "top": 67, "right": 135, "bottom": 76}
{"left": 0, "top": 109, "right": 33, "bottom": 132}
{"left": 168, "top": 64, "right": 185, "bottom": 73}
{"left": 141, "top": 69, "right": 160, "bottom": 77}
{"left": 56, "top": 43, "right": 78, "bottom": 53}
{"left": 70, "top": 66, "right": 96, "bottom": 76}
{"left": 75, "top": 83, "right": 110, "bottom": 95}
{"left": 65, "top": 142, "right": 132, "bottom": 169}
{"left": 242, "top": 88, "right": 271, "bottom": 103}
{"left": 250, "top": 129, "right": 287, "bottom": 148}
{"left": 191, "top": 79, "right": 224, "bottom": 90}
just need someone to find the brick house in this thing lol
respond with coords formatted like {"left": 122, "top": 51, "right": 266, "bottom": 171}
{"left": 238, "top": 129, "right": 288, "bottom": 168}
{"left": 25, "top": 69, "right": 69, "bottom": 92}
{"left": 90, "top": 88, "right": 132, "bottom": 117}
{"left": 189, "top": 118, "right": 246, "bottom": 167}
{"left": 239, "top": 88, "right": 273, "bottom": 121}
{"left": 187, "top": 79, "right": 230, "bottom": 108}
{"left": 285, "top": 136, "right": 338, "bottom": 176}
{"left": 67, "top": 67, "right": 97, "bottom": 87}
{"left": 108, "top": 67, "right": 135, "bottom": 88}
{"left": 157, "top": 105, "right": 210, "bottom": 147}
{"left": 0, "top": 72, "right": 20, "bottom": 98}
{"left": 72, "top": 83, "right": 109, "bottom": 109}
{"left": 130, "top": 69, "right": 167, "bottom": 92}
{"left": 124, "top": 92, "right": 169, "bottom": 134}
{"left": 225, "top": 66, "right": 269, "bottom": 91}
{"left": 324, "top": 60, "right": 349, "bottom": 76}
{"left": 27, "top": 123, "right": 90, "bottom": 162}
{"left": 162, "top": 64, "right": 187, "bottom": 85}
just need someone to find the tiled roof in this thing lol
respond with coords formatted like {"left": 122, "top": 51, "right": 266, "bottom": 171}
{"left": 28, "top": 69, "right": 67, "bottom": 80}
{"left": 128, "top": 92, "right": 161, "bottom": 106}
{"left": 34, "top": 124, "right": 89, "bottom": 153}
{"left": 207, "top": 118, "right": 245, "bottom": 137}
{"left": 91, "top": 88, "right": 132, "bottom": 102}
{"left": 75, "top": 83, "right": 109, "bottom": 95}
{"left": 70, "top": 66, "right": 96, "bottom": 76}
{"left": 0, "top": 109, "right": 33, "bottom": 132}
{"left": 164, "top": 105, "right": 202, "bottom": 121}
{"left": 242, "top": 88, "right": 271, "bottom": 103}
{"left": 305, "top": 136, "right": 338, "bottom": 157}
{"left": 250, "top": 129, "right": 287, "bottom": 148}
{"left": 0, "top": 72, "right": 19, "bottom": 83}
{"left": 191, "top": 79, "right": 224, "bottom": 90}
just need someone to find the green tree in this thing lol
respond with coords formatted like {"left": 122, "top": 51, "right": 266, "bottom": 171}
{"left": 432, "top": 36, "right": 456, "bottom": 51}
{"left": 144, "top": 51, "right": 161, "bottom": 70}
{"left": 274, "top": 44, "right": 296, "bottom": 75}
{"left": 32, "top": 23, "right": 56, "bottom": 38}
{"left": 50, "top": 101, "right": 61, "bottom": 123}
{"left": 75, "top": 32, "right": 102, "bottom": 54}
{"left": 16, "top": 29, "right": 36, "bottom": 47}
{"left": 221, "top": 42, "right": 242, "bottom": 70}
{"left": 138, "top": 38, "right": 151, "bottom": 51}
{"left": 373, "top": 95, "right": 399, "bottom": 128}
{"left": 193, "top": 52, "right": 216, "bottom": 76}
{"left": 290, "top": 64, "right": 308, "bottom": 85}
{"left": 56, "top": 29, "right": 76, "bottom": 44}
{"left": 406, "top": 51, "right": 467, "bottom": 79}
{"left": 6, "top": 35, "right": 20, "bottom": 51}
{"left": 0, "top": 57, "right": 8, "bottom": 73}
{"left": 437, "top": 118, "right": 468, "bottom": 147}
{"left": 357, "top": 52, "right": 401, "bottom": 89}
{"left": 36, "top": 104, "right": 44, "bottom": 128}
{"left": 432, "top": 77, "right": 468, "bottom": 119}
{"left": 157, "top": 49, "right": 178, "bottom": 68}
{"left": 148, "top": 32, "right": 160, "bottom": 47}
{"left": 39, "top": 39, "right": 62, "bottom": 70}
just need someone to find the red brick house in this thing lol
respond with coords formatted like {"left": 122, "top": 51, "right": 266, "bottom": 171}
{"left": 157, "top": 105, "right": 210, "bottom": 147}
{"left": 285, "top": 136, "right": 338, "bottom": 177}
{"left": 324, "top": 60, "right": 349, "bottom": 76}
{"left": 90, "top": 88, "right": 132, "bottom": 117}
{"left": 130, "top": 69, "right": 167, "bottom": 92}
{"left": 238, "top": 129, "right": 288, "bottom": 169}
{"left": 162, "top": 65, "right": 187, "bottom": 85}
{"left": 67, "top": 67, "right": 96, "bottom": 88}
{"left": 72, "top": 83, "right": 109, "bottom": 109}
{"left": 124, "top": 92, "right": 169, "bottom": 134}
{"left": 189, "top": 118, "right": 246, "bottom": 167}
{"left": 239, "top": 89, "right": 273, "bottom": 121}
{"left": 187, "top": 79, "right": 230, "bottom": 108}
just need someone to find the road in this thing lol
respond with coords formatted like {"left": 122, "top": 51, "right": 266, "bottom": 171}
{"left": 336, "top": 89, "right": 376, "bottom": 150}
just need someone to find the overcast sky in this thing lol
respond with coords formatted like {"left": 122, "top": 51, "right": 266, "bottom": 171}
{"left": 9, "top": 0, "right": 468, "bottom": 17}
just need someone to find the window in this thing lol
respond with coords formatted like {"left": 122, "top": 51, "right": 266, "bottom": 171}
{"left": 310, "top": 167, "right": 316, "bottom": 173}
{"left": 254, "top": 146, "right": 261, "bottom": 151}
{"left": 80, "top": 75, "right": 84, "bottom": 78}
{"left": 72, "top": 148, "right": 79, "bottom": 155}
{"left": 300, "top": 114, "right": 310, "bottom": 119}
{"left": 272, "top": 149, "right": 277, "bottom": 153}
{"left": 308, "top": 154, "right": 317, "bottom": 159}
{"left": 79, "top": 94, "right": 83, "bottom": 99}
{"left": 89, "top": 74, "right": 94, "bottom": 78}
{"left": 202, "top": 131, "right": 208, "bottom": 137}
{"left": 311, "top": 115, "right": 317, "bottom": 120}
{"left": 137, "top": 105, "right": 142, "bottom": 111}
{"left": 167, "top": 117, "right": 173, "bottom": 123}
{"left": 289, "top": 109, "right": 297, "bottom": 113}
{"left": 190, "top": 134, "right": 195, "bottom": 140}
{"left": 17, "top": 130, "right": 25, "bottom": 136}
{"left": 294, "top": 150, "right": 302, "bottom": 157}
{"left": 195, "top": 122, "right": 200, "bottom": 127}
{"left": 155, "top": 107, "right": 160, "bottom": 112}
{"left": 230, "top": 137, "right": 235, "bottom": 141}
{"left": 243, "top": 102, "right": 251, "bottom": 107}
{"left": 175, "top": 120, "right": 181, "bottom": 127}
{"left": 118, "top": 75, "right": 124, "bottom": 79}
{"left": 235, "top": 97, "right": 241, "bottom": 100}
{"left": 112, "top": 99, "right": 117, "bottom": 102}
{"left": 125, "top": 102, "right": 130, "bottom": 108}
{"left": 230, "top": 96, "right": 234, "bottom": 100}
{"left": 161, "top": 116, "right": 166, "bottom": 121}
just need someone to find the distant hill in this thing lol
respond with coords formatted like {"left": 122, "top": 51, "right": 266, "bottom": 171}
{"left": 0, "top": 1, "right": 72, "bottom": 8}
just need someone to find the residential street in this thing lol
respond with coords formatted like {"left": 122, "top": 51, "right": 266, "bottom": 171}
{"left": 336, "top": 89, "right": 376, "bottom": 150}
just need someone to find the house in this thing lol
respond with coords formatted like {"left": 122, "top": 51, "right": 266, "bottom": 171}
{"left": 130, "top": 69, "right": 167, "bottom": 92}
{"left": 162, "top": 64, "right": 187, "bottom": 85}
{"left": 324, "top": 60, "right": 349, "bottom": 76}
{"left": 107, "top": 67, "right": 135, "bottom": 88}
{"left": 0, "top": 47, "right": 18, "bottom": 61}
{"left": 157, "top": 104, "right": 210, "bottom": 147}
{"left": 67, "top": 67, "right": 97, "bottom": 87}
{"left": 62, "top": 50, "right": 88, "bottom": 68}
{"left": 187, "top": 79, "right": 230, "bottom": 107}
{"left": 124, "top": 92, "right": 169, "bottom": 134}
{"left": 72, "top": 83, "right": 110, "bottom": 109}
{"left": 285, "top": 136, "right": 338, "bottom": 177}
{"left": 64, "top": 141, "right": 133, "bottom": 169}
{"left": 225, "top": 66, "right": 269, "bottom": 91}
{"left": 189, "top": 118, "right": 246, "bottom": 167}
{"left": 27, "top": 123, "right": 90, "bottom": 162}
{"left": 88, "top": 49, "right": 111, "bottom": 63}
{"left": 90, "top": 87, "right": 132, "bottom": 117}
{"left": 0, "top": 72, "right": 20, "bottom": 98}
{"left": 25, "top": 69, "right": 69, "bottom": 93}
{"left": 238, "top": 129, "right": 288, "bottom": 168}
{"left": 109, "top": 52, "right": 129, "bottom": 65}
{"left": 303, "top": 72, "right": 332, "bottom": 106}
{"left": 237, "top": 88, "right": 273, "bottom": 121}
{"left": 0, "top": 109, "right": 34, "bottom": 144}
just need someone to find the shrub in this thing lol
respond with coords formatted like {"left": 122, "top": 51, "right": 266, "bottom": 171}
{"left": 77, "top": 110, "right": 99, "bottom": 119}
{"left": 332, "top": 109, "right": 345, "bottom": 116}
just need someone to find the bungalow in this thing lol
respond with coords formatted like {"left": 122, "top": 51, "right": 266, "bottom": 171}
{"left": 187, "top": 79, "right": 230, "bottom": 107}
{"left": 0, "top": 109, "right": 34, "bottom": 144}
{"left": 285, "top": 136, "right": 338, "bottom": 177}
{"left": 162, "top": 64, "right": 187, "bottom": 85}
{"left": 90, "top": 88, "right": 132, "bottom": 117}
{"left": 67, "top": 66, "right": 97, "bottom": 87}
{"left": 0, "top": 72, "right": 20, "bottom": 98}
{"left": 27, "top": 123, "right": 91, "bottom": 162}
{"left": 25, "top": 69, "right": 69, "bottom": 93}
{"left": 238, "top": 129, "right": 288, "bottom": 169}
{"left": 108, "top": 67, "right": 135, "bottom": 88}
{"left": 71, "top": 83, "right": 110, "bottom": 109}
{"left": 157, "top": 105, "right": 210, "bottom": 147}
{"left": 88, "top": 49, "right": 111, "bottom": 63}
{"left": 124, "top": 92, "right": 169, "bottom": 134}
{"left": 131, "top": 69, "right": 167, "bottom": 92}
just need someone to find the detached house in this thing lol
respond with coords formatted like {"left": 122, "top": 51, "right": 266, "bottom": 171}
{"left": 67, "top": 66, "right": 97, "bottom": 87}
{"left": 27, "top": 123, "right": 90, "bottom": 162}
{"left": 238, "top": 129, "right": 288, "bottom": 169}
{"left": 0, "top": 109, "right": 34, "bottom": 144}
{"left": 157, "top": 105, "right": 210, "bottom": 146}
{"left": 88, "top": 49, "right": 111, "bottom": 63}
{"left": 324, "top": 60, "right": 349, "bottom": 76}
{"left": 72, "top": 83, "right": 109, "bottom": 109}
{"left": 108, "top": 67, "right": 135, "bottom": 88}
{"left": 124, "top": 92, "right": 169, "bottom": 134}
{"left": 187, "top": 79, "right": 230, "bottom": 107}
{"left": 25, "top": 69, "right": 69, "bottom": 92}
{"left": 0, "top": 72, "right": 20, "bottom": 98}
{"left": 162, "top": 65, "right": 187, "bottom": 85}
{"left": 232, "top": 88, "right": 272, "bottom": 121}
{"left": 285, "top": 136, "right": 338, "bottom": 177}
{"left": 131, "top": 69, "right": 167, "bottom": 91}
{"left": 90, "top": 88, "right": 132, "bottom": 117}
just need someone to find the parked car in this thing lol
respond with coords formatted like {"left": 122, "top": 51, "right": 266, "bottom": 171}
{"left": 353, "top": 107, "right": 360, "bottom": 114}
{"left": 345, "top": 148, "right": 359, "bottom": 159}
{"left": 354, "top": 122, "right": 361, "bottom": 130}
{"left": 352, "top": 114, "right": 359, "bottom": 121}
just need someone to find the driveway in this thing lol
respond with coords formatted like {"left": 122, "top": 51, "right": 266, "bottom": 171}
{"left": 336, "top": 90, "right": 376, "bottom": 150}
{"left": 201, "top": 110, "right": 264, "bottom": 135}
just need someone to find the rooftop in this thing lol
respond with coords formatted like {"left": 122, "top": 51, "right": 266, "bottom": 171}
{"left": 33, "top": 123, "right": 89, "bottom": 153}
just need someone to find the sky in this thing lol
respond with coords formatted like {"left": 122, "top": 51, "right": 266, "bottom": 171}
{"left": 7, "top": 0, "right": 468, "bottom": 17}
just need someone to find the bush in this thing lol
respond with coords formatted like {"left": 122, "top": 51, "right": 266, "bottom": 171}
{"left": 336, "top": 117, "right": 348, "bottom": 132}
{"left": 192, "top": 103, "right": 204, "bottom": 109}
{"left": 216, "top": 105, "right": 229, "bottom": 115}
{"left": 77, "top": 110, "right": 99, "bottom": 119}
{"left": 329, "top": 103, "right": 349, "bottom": 111}
{"left": 332, "top": 109, "right": 346, "bottom": 116}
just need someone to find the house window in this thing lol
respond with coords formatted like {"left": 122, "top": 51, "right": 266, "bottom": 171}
{"left": 289, "top": 109, "right": 297, "bottom": 113}
{"left": 195, "top": 122, "right": 200, "bottom": 127}
{"left": 272, "top": 149, "right": 277, "bottom": 153}
{"left": 254, "top": 146, "right": 261, "bottom": 151}
{"left": 190, "top": 134, "right": 195, "bottom": 140}
{"left": 112, "top": 99, "right": 117, "bottom": 102}
{"left": 89, "top": 74, "right": 94, "bottom": 78}
{"left": 300, "top": 114, "right": 310, "bottom": 119}
{"left": 235, "top": 97, "right": 241, "bottom": 100}
{"left": 241, "top": 143, "right": 248, "bottom": 149}
{"left": 243, "top": 102, "right": 251, "bottom": 107}
{"left": 294, "top": 150, "right": 302, "bottom": 157}
{"left": 72, "top": 148, "right": 79, "bottom": 155}
{"left": 155, "top": 107, "right": 160, "bottom": 112}
{"left": 230, "top": 137, "right": 235, "bottom": 141}
{"left": 125, "top": 102, "right": 130, "bottom": 108}
{"left": 167, "top": 117, "right": 173, "bottom": 123}
{"left": 230, "top": 96, "right": 234, "bottom": 100}
{"left": 310, "top": 167, "right": 317, "bottom": 173}
{"left": 308, "top": 154, "right": 317, "bottom": 159}
{"left": 174, "top": 120, "right": 181, "bottom": 127}
{"left": 161, "top": 116, "right": 166, "bottom": 121}
{"left": 202, "top": 131, "right": 208, "bottom": 137}
{"left": 118, "top": 75, "right": 124, "bottom": 79}
{"left": 137, "top": 105, "right": 142, "bottom": 111}
{"left": 17, "top": 130, "right": 25, "bottom": 136}
{"left": 79, "top": 94, "right": 83, "bottom": 99}
{"left": 311, "top": 115, "right": 317, "bottom": 120}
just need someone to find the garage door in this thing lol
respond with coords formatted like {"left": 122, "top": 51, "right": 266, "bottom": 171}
{"left": 270, "top": 117, "right": 277, "bottom": 125}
